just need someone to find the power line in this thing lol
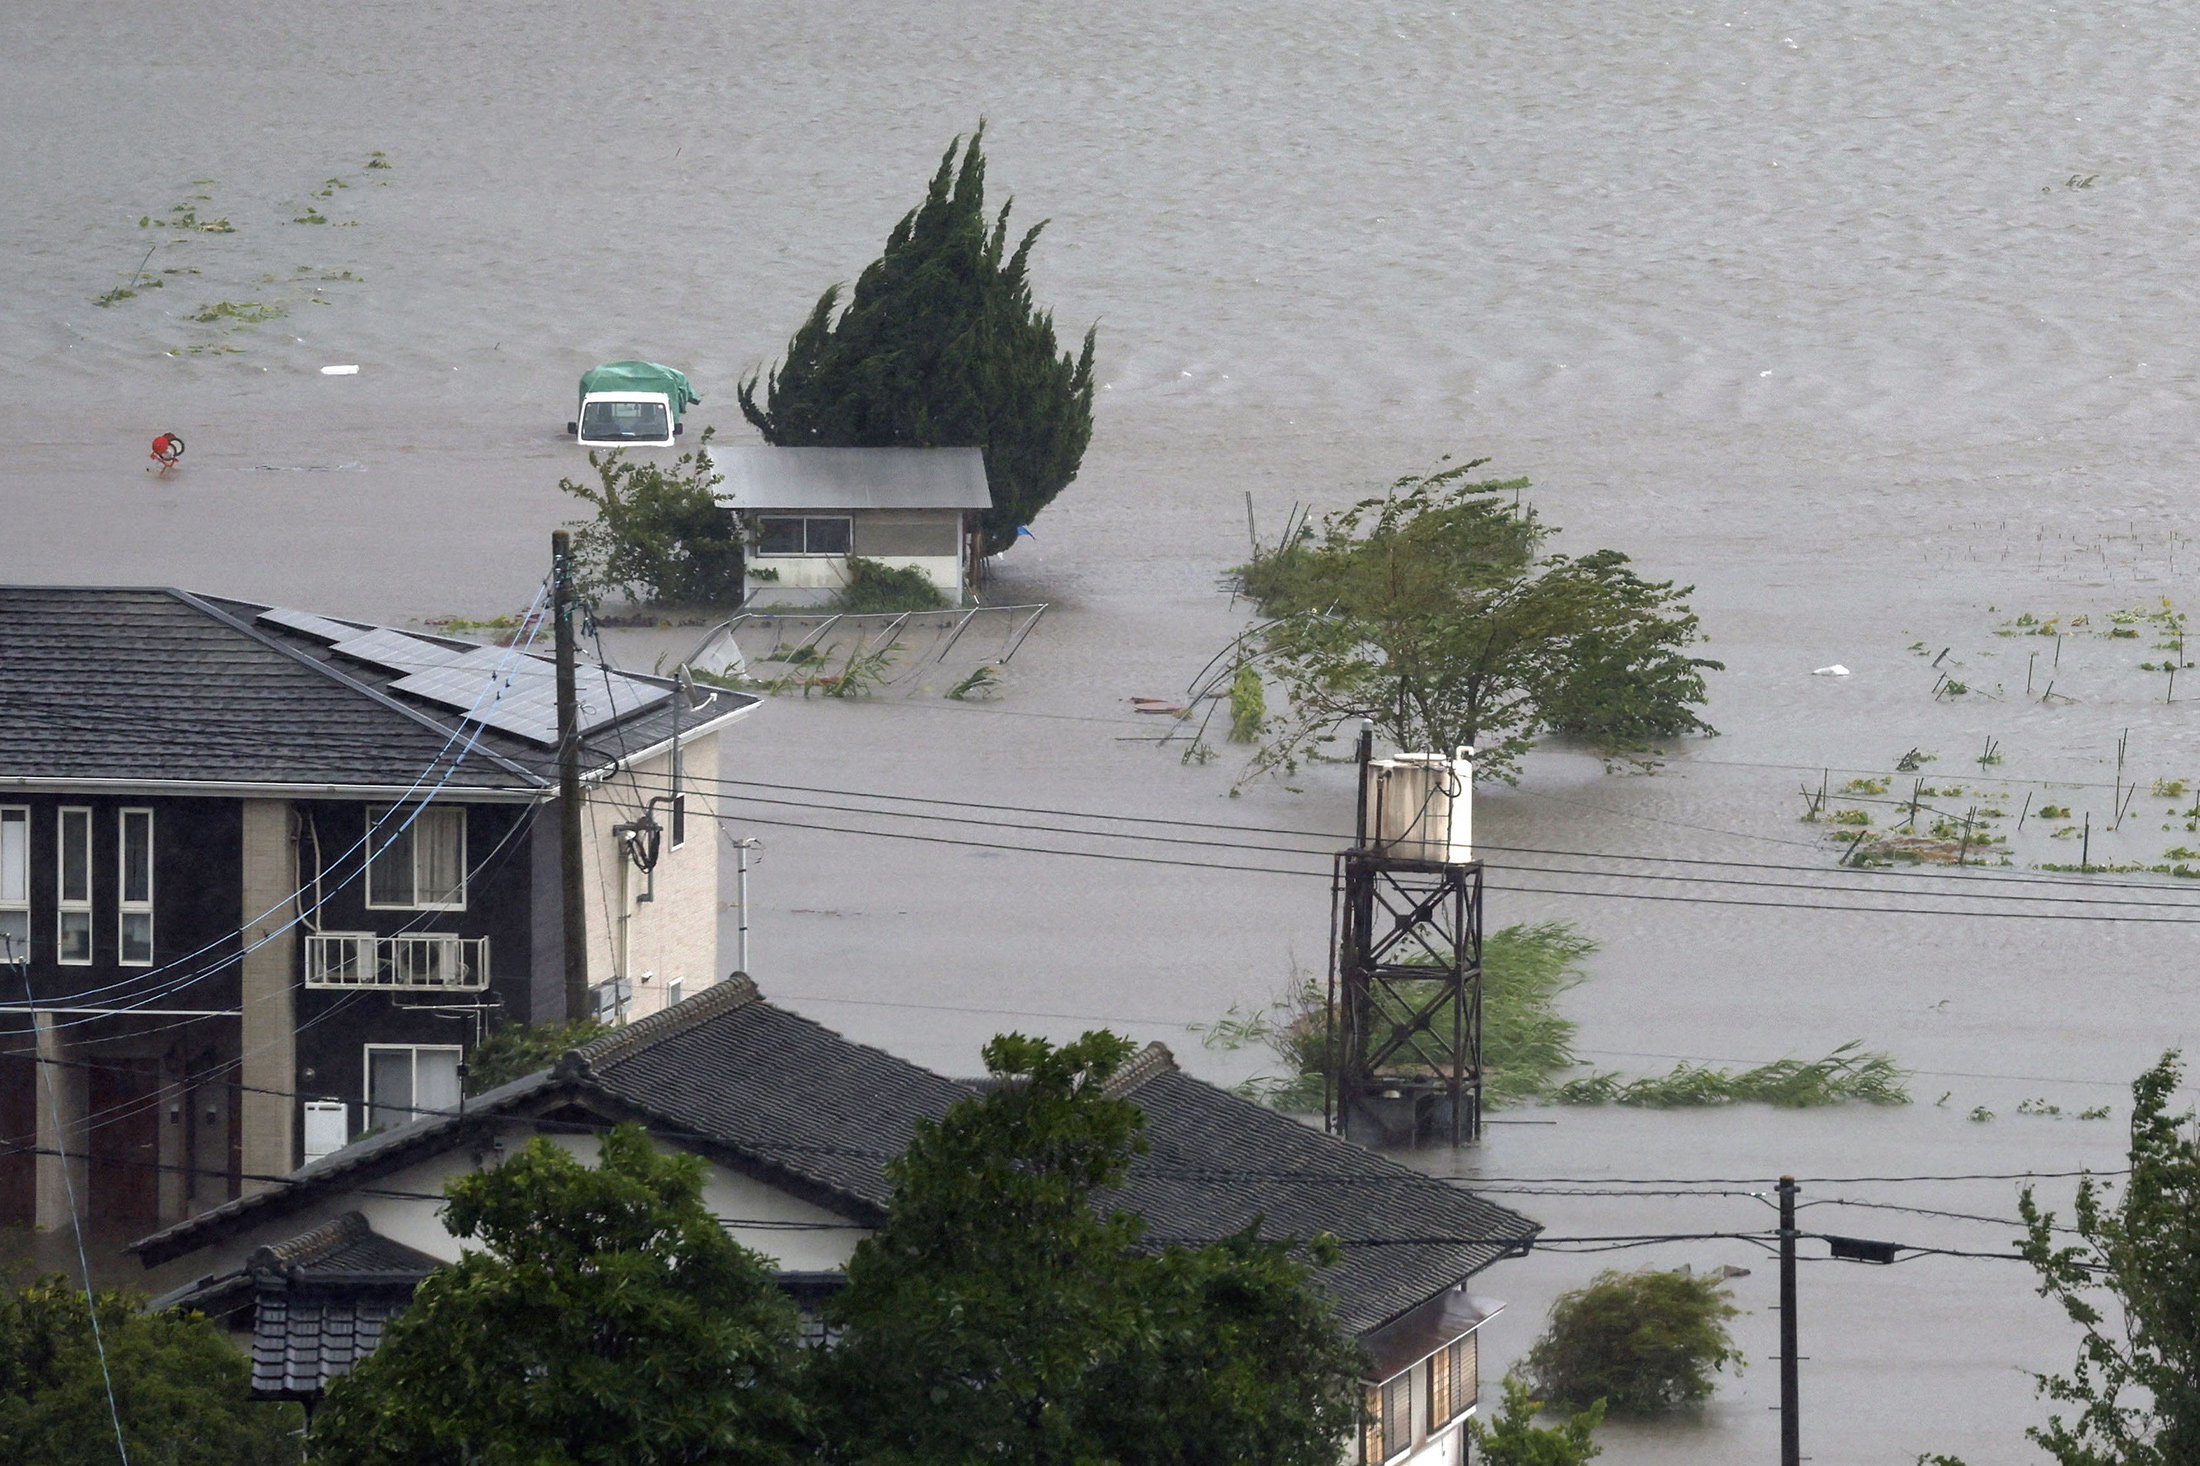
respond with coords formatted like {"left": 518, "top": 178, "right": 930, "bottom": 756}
{"left": 670, "top": 769, "right": 2200, "bottom": 899}
{"left": 657, "top": 795, "right": 2200, "bottom": 924}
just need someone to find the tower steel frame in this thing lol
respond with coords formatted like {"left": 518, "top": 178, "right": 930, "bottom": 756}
{"left": 1325, "top": 851, "right": 1485, "bottom": 1146}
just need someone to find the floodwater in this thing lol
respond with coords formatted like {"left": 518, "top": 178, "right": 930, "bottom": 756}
{"left": 6, "top": 1, "right": 2199, "bottom": 1459}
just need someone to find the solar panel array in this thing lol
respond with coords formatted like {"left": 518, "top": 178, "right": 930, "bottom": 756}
{"left": 260, "top": 612, "right": 670, "bottom": 747}
{"left": 257, "top": 606, "right": 372, "bottom": 644}
{"left": 390, "top": 644, "right": 668, "bottom": 746}
{"left": 328, "top": 627, "right": 471, "bottom": 675}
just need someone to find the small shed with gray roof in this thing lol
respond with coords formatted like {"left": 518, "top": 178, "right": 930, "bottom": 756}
{"left": 712, "top": 446, "right": 991, "bottom": 606}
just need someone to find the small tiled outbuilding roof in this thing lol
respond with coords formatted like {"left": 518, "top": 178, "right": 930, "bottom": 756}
{"left": 0, "top": 587, "right": 756, "bottom": 793}
{"left": 151, "top": 1211, "right": 441, "bottom": 1401}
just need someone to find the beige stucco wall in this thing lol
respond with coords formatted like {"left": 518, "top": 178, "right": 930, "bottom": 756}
{"left": 580, "top": 730, "right": 722, "bottom": 1021}
{"left": 238, "top": 800, "right": 296, "bottom": 1187}
{"left": 749, "top": 553, "right": 966, "bottom": 605}
{"left": 184, "top": 1118, "right": 865, "bottom": 1278}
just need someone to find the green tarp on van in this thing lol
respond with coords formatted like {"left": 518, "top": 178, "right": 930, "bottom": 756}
{"left": 578, "top": 361, "right": 700, "bottom": 419}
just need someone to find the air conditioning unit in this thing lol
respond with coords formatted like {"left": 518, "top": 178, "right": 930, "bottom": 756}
{"left": 1363, "top": 747, "right": 1474, "bottom": 864}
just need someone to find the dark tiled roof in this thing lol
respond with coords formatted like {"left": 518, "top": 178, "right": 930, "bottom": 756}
{"left": 251, "top": 1291, "right": 411, "bottom": 1399}
{"left": 1110, "top": 1052, "right": 1540, "bottom": 1336}
{"left": 152, "top": 1210, "right": 442, "bottom": 1316}
{"left": 573, "top": 976, "right": 969, "bottom": 1214}
{"left": 134, "top": 985, "right": 1538, "bottom": 1341}
{"left": 0, "top": 587, "right": 756, "bottom": 790}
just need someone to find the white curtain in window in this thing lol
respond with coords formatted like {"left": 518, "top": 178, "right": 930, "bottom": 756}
{"left": 416, "top": 808, "right": 465, "bottom": 906}
{"left": 415, "top": 1049, "right": 462, "bottom": 1117}
{"left": 367, "top": 1049, "right": 414, "bottom": 1130}
{"left": 1, "top": 811, "right": 26, "bottom": 903}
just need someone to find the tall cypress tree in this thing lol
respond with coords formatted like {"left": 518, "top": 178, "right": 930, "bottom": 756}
{"left": 738, "top": 126, "right": 1097, "bottom": 556}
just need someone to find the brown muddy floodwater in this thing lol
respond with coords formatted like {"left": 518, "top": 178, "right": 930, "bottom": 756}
{"left": 5, "top": 1, "right": 2198, "bottom": 1460}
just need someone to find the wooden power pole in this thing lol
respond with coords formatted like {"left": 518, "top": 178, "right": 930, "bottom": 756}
{"left": 553, "top": 531, "right": 588, "bottom": 1021}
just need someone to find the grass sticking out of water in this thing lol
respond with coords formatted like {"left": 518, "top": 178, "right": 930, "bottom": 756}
{"left": 1201, "top": 924, "right": 1908, "bottom": 1113}
{"left": 1550, "top": 1041, "right": 1909, "bottom": 1108}
{"left": 189, "top": 300, "right": 286, "bottom": 324}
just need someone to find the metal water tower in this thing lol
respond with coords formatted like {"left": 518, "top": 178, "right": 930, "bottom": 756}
{"left": 1326, "top": 729, "right": 1485, "bottom": 1146}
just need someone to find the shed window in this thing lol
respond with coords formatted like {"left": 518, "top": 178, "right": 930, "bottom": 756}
{"left": 365, "top": 1045, "right": 462, "bottom": 1131}
{"left": 366, "top": 806, "right": 466, "bottom": 910}
{"left": 118, "top": 809, "right": 153, "bottom": 966}
{"left": 755, "top": 516, "right": 852, "bottom": 556}
{"left": 0, "top": 808, "right": 26, "bottom": 958}
{"left": 57, "top": 807, "right": 91, "bottom": 964}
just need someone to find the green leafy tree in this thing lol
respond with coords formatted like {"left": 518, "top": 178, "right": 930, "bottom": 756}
{"left": 813, "top": 1031, "right": 1361, "bottom": 1466}
{"left": 1522, "top": 1269, "right": 1744, "bottom": 1415}
{"left": 738, "top": 126, "right": 1097, "bottom": 555}
{"left": 308, "top": 1124, "right": 806, "bottom": 1466}
{"left": 1232, "top": 460, "right": 1719, "bottom": 781}
{"left": 461, "top": 1018, "right": 610, "bottom": 1095}
{"left": 1467, "top": 1376, "right": 1606, "bottom": 1466}
{"left": 0, "top": 1273, "right": 300, "bottom": 1466}
{"left": 2015, "top": 1049, "right": 2200, "bottom": 1465}
{"left": 560, "top": 430, "right": 744, "bottom": 606}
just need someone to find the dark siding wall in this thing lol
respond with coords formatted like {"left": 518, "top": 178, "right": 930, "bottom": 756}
{"left": 292, "top": 800, "right": 539, "bottom": 1130}
{"left": 6, "top": 795, "right": 243, "bottom": 1010}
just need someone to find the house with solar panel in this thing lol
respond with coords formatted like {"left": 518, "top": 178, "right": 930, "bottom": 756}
{"left": 133, "top": 977, "right": 1540, "bottom": 1465}
{"left": 0, "top": 587, "right": 757, "bottom": 1237}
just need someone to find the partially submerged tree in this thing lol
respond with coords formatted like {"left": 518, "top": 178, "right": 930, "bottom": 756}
{"left": 813, "top": 1030, "right": 1361, "bottom": 1466}
{"left": 0, "top": 1274, "right": 299, "bottom": 1466}
{"left": 309, "top": 1123, "right": 807, "bottom": 1466}
{"left": 1232, "top": 461, "right": 1720, "bottom": 781}
{"left": 2015, "top": 1049, "right": 2200, "bottom": 1465}
{"left": 559, "top": 429, "right": 744, "bottom": 606}
{"left": 1522, "top": 1269, "right": 1744, "bottom": 1415}
{"left": 739, "top": 126, "right": 1097, "bottom": 555}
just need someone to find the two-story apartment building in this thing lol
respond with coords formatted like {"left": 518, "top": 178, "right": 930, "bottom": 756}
{"left": 0, "top": 586, "right": 757, "bottom": 1234}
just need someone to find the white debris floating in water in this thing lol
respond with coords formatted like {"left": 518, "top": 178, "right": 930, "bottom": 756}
{"left": 1813, "top": 664, "right": 1850, "bottom": 677}
{"left": 320, "top": 364, "right": 360, "bottom": 376}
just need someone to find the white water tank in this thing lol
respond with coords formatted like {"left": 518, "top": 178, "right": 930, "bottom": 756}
{"left": 1363, "top": 747, "right": 1474, "bottom": 863}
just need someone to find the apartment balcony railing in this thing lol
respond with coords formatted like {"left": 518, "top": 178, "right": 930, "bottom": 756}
{"left": 304, "top": 932, "right": 490, "bottom": 991}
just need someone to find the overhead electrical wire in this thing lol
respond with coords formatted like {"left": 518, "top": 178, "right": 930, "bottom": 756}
{"left": 666, "top": 769, "right": 2200, "bottom": 899}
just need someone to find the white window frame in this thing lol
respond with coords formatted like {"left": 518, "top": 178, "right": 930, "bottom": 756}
{"left": 365, "top": 804, "right": 468, "bottom": 911}
{"left": 118, "top": 807, "right": 154, "bottom": 967}
{"left": 57, "top": 806, "right": 92, "bottom": 965}
{"left": 363, "top": 1043, "right": 464, "bottom": 1130}
{"left": 0, "top": 806, "right": 27, "bottom": 962}
{"left": 754, "top": 515, "right": 854, "bottom": 557}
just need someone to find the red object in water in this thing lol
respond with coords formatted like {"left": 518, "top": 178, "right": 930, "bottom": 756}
{"left": 148, "top": 433, "right": 185, "bottom": 473}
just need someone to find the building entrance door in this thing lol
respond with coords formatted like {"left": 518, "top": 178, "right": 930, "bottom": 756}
{"left": 87, "top": 1058, "right": 161, "bottom": 1225}
{"left": 0, "top": 1048, "right": 33, "bottom": 1227}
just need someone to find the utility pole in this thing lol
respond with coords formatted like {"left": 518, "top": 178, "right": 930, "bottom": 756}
{"left": 553, "top": 530, "right": 589, "bottom": 1022}
{"left": 1779, "top": 1174, "right": 1800, "bottom": 1466}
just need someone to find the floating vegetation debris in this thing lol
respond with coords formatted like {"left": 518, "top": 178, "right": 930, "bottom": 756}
{"left": 1551, "top": 1042, "right": 1909, "bottom": 1108}
{"left": 141, "top": 199, "right": 235, "bottom": 233}
{"left": 1970, "top": 1106, "right": 1995, "bottom": 1123}
{"left": 189, "top": 300, "right": 286, "bottom": 324}
{"left": 365, "top": 151, "right": 393, "bottom": 169}
{"left": 292, "top": 208, "right": 329, "bottom": 225}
